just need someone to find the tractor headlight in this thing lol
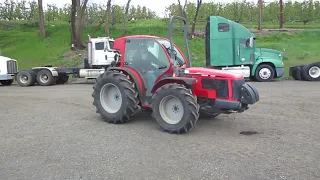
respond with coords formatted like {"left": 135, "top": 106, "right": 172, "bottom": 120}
{"left": 184, "top": 69, "right": 190, "bottom": 74}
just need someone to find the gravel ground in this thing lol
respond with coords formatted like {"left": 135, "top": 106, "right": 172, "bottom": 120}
{"left": 0, "top": 80, "right": 319, "bottom": 180}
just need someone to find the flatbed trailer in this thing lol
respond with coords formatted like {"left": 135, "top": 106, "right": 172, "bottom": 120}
{"left": 14, "top": 66, "right": 107, "bottom": 87}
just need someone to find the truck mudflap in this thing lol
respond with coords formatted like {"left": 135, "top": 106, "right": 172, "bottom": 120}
{"left": 211, "top": 83, "right": 259, "bottom": 113}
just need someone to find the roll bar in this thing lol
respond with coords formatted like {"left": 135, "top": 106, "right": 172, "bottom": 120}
{"left": 168, "top": 16, "right": 192, "bottom": 67}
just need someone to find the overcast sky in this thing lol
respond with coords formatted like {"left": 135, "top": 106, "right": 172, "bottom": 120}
{"left": 42, "top": 0, "right": 289, "bottom": 17}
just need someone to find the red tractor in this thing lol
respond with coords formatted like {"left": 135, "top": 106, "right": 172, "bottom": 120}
{"left": 92, "top": 16, "right": 259, "bottom": 134}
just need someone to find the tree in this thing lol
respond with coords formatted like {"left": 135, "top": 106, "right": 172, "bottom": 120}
{"left": 104, "top": 0, "right": 112, "bottom": 36}
{"left": 70, "top": 0, "right": 89, "bottom": 50}
{"left": 38, "top": 0, "right": 45, "bottom": 38}
{"left": 122, "top": 0, "right": 132, "bottom": 36}
{"left": 190, "top": 0, "right": 202, "bottom": 39}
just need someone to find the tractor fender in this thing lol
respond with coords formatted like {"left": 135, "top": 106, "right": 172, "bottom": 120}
{"left": 151, "top": 77, "right": 197, "bottom": 94}
{"left": 107, "top": 67, "right": 146, "bottom": 98}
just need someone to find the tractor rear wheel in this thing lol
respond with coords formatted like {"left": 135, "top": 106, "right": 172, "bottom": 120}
{"left": 151, "top": 84, "right": 200, "bottom": 134}
{"left": 92, "top": 71, "right": 140, "bottom": 124}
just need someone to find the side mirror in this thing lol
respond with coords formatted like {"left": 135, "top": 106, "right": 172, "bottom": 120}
{"left": 249, "top": 37, "right": 254, "bottom": 47}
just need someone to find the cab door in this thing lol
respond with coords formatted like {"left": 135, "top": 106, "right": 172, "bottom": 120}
{"left": 238, "top": 38, "right": 255, "bottom": 65}
{"left": 92, "top": 41, "right": 106, "bottom": 66}
{"left": 124, "top": 38, "right": 171, "bottom": 99}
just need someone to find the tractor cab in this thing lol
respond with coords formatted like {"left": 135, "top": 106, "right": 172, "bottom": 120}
{"left": 112, "top": 35, "right": 189, "bottom": 100}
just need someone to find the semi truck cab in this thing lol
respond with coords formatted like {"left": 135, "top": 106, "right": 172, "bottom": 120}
{"left": 205, "top": 16, "right": 284, "bottom": 82}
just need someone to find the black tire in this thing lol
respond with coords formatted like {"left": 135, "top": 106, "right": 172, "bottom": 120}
{"left": 254, "top": 64, "right": 275, "bottom": 82}
{"left": 151, "top": 83, "right": 200, "bottom": 134}
{"left": 92, "top": 71, "right": 140, "bottom": 124}
{"left": 36, "top": 69, "right": 55, "bottom": 86}
{"left": 301, "top": 62, "right": 320, "bottom": 81}
{"left": 0, "top": 79, "right": 14, "bottom": 86}
{"left": 55, "top": 74, "right": 69, "bottom": 84}
{"left": 16, "top": 70, "right": 36, "bottom": 87}
{"left": 292, "top": 65, "right": 303, "bottom": 80}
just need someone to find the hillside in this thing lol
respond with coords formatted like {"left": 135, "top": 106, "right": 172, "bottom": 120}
{"left": 0, "top": 19, "right": 320, "bottom": 77}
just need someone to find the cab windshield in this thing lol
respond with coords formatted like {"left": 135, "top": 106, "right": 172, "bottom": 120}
{"left": 156, "top": 39, "right": 185, "bottom": 65}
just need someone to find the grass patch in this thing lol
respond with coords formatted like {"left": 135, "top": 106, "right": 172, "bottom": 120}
{"left": 0, "top": 19, "right": 319, "bottom": 78}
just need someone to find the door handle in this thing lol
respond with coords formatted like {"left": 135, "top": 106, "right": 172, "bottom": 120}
{"left": 237, "top": 46, "right": 240, "bottom": 56}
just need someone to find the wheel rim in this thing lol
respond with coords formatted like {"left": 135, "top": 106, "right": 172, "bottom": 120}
{"left": 20, "top": 74, "right": 28, "bottom": 83}
{"left": 308, "top": 66, "right": 320, "bottom": 78}
{"left": 159, "top": 95, "right": 184, "bottom": 124}
{"left": 40, "top": 74, "right": 49, "bottom": 83}
{"left": 259, "top": 68, "right": 271, "bottom": 79}
{"left": 100, "top": 83, "right": 122, "bottom": 113}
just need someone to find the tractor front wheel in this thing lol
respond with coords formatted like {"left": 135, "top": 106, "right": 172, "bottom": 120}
{"left": 92, "top": 71, "right": 140, "bottom": 124}
{"left": 152, "top": 84, "right": 200, "bottom": 134}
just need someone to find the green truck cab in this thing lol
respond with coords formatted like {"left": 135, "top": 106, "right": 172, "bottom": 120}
{"left": 205, "top": 16, "right": 285, "bottom": 82}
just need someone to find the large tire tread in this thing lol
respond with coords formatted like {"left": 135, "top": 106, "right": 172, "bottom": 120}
{"left": 92, "top": 71, "right": 140, "bottom": 124}
{"left": 152, "top": 83, "right": 200, "bottom": 134}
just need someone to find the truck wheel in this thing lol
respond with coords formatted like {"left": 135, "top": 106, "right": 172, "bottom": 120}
{"left": 255, "top": 64, "right": 275, "bottom": 82}
{"left": 292, "top": 65, "right": 303, "bottom": 80}
{"left": 36, "top": 69, "right": 55, "bottom": 86}
{"left": 0, "top": 79, "right": 14, "bottom": 86}
{"left": 92, "top": 71, "right": 140, "bottom": 124}
{"left": 301, "top": 62, "right": 320, "bottom": 81}
{"left": 55, "top": 74, "right": 69, "bottom": 84}
{"left": 151, "top": 84, "right": 200, "bottom": 134}
{"left": 16, "top": 70, "right": 36, "bottom": 87}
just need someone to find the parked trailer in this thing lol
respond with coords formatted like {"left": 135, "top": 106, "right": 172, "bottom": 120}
{"left": 0, "top": 36, "right": 120, "bottom": 87}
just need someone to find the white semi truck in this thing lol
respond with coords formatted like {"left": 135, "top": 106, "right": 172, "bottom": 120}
{"left": 0, "top": 36, "right": 120, "bottom": 87}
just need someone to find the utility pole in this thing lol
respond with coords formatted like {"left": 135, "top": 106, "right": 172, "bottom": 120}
{"left": 279, "top": 0, "right": 284, "bottom": 28}
{"left": 258, "top": 0, "right": 262, "bottom": 31}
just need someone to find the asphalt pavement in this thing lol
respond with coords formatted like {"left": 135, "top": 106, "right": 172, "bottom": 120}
{"left": 1, "top": 80, "right": 319, "bottom": 180}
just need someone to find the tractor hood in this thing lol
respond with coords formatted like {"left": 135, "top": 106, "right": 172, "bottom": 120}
{"left": 255, "top": 48, "right": 283, "bottom": 61}
{"left": 184, "top": 67, "right": 244, "bottom": 79}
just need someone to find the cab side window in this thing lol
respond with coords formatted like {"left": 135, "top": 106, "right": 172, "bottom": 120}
{"left": 124, "top": 38, "right": 170, "bottom": 68}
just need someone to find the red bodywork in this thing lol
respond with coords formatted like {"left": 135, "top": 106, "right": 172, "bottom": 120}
{"left": 111, "top": 35, "right": 245, "bottom": 107}
{"left": 184, "top": 67, "right": 243, "bottom": 101}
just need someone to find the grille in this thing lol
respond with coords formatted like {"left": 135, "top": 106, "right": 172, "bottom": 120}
{"left": 201, "top": 78, "right": 229, "bottom": 98}
{"left": 232, "top": 79, "right": 245, "bottom": 100}
{"left": 7, "top": 60, "right": 18, "bottom": 74}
